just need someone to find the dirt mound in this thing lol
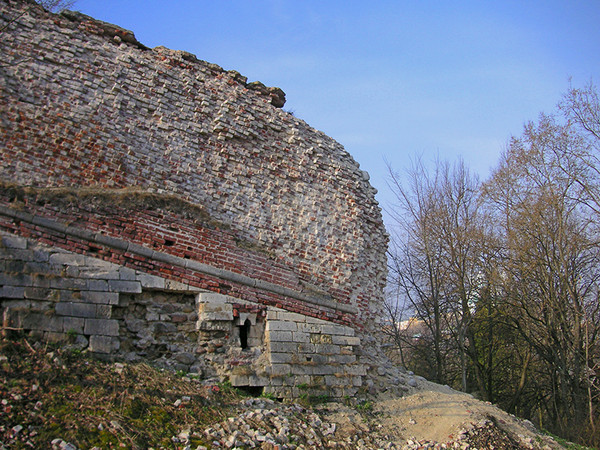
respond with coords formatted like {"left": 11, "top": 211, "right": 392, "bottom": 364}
{"left": 315, "top": 386, "right": 561, "bottom": 449}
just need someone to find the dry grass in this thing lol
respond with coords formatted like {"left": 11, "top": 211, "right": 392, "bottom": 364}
{"left": 0, "top": 335, "right": 243, "bottom": 449}
{"left": 0, "top": 182, "right": 215, "bottom": 225}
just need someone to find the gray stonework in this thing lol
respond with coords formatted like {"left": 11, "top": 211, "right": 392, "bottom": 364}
{"left": 264, "top": 310, "right": 363, "bottom": 399}
{"left": 0, "top": 232, "right": 199, "bottom": 348}
{"left": 1, "top": 232, "right": 364, "bottom": 398}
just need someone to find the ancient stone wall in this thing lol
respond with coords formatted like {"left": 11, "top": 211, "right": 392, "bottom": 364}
{"left": 2, "top": 232, "right": 364, "bottom": 398}
{"left": 0, "top": 0, "right": 387, "bottom": 397}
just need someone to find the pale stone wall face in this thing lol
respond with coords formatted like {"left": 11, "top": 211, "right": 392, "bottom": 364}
{"left": 263, "top": 310, "right": 364, "bottom": 399}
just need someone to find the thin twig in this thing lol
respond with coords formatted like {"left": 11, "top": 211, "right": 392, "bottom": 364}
{"left": 24, "top": 338, "right": 37, "bottom": 354}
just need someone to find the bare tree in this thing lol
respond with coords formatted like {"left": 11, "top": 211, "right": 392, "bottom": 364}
{"left": 435, "top": 160, "right": 487, "bottom": 394}
{"left": 387, "top": 83, "right": 600, "bottom": 446}
{"left": 387, "top": 158, "right": 451, "bottom": 384}
{"left": 381, "top": 284, "right": 412, "bottom": 368}
{"left": 484, "top": 110, "right": 600, "bottom": 440}
{"left": 560, "top": 81, "right": 600, "bottom": 142}
{"left": 387, "top": 157, "right": 490, "bottom": 391}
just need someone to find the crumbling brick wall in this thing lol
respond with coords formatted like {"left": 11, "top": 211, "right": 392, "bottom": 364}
{"left": 0, "top": 0, "right": 387, "bottom": 397}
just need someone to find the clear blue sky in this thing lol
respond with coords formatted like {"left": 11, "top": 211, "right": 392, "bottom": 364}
{"left": 76, "top": 0, "right": 600, "bottom": 223}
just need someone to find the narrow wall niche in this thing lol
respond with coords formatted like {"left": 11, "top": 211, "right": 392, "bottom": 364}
{"left": 239, "top": 318, "right": 251, "bottom": 349}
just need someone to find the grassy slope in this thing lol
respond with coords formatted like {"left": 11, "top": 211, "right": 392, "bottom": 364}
{"left": 0, "top": 336, "right": 239, "bottom": 449}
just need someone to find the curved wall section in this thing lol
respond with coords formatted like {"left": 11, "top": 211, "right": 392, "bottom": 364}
{"left": 0, "top": 0, "right": 388, "bottom": 331}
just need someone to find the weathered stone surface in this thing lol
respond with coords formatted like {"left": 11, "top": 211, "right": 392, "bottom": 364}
{"left": 268, "top": 341, "right": 299, "bottom": 353}
{"left": 138, "top": 273, "right": 165, "bottom": 289}
{"left": 197, "top": 320, "right": 230, "bottom": 332}
{"left": 23, "top": 287, "right": 51, "bottom": 300}
{"left": 87, "top": 280, "right": 109, "bottom": 291}
{"left": 332, "top": 335, "right": 360, "bottom": 346}
{"left": 1, "top": 272, "right": 32, "bottom": 286}
{"left": 175, "top": 352, "right": 196, "bottom": 365}
{"left": 198, "top": 302, "right": 233, "bottom": 322}
{"left": 108, "top": 280, "right": 142, "bottom": 293}
{"left": 266, "top": 321, "right": 297, "bottom": 332}
{"left": 269, "top": 364, "right": 292, "bottom": 376}
{"left": 62, "top": 316, "right": 85, "bottom": 334}
{"left": 89, "top": 335, "right": 120, "bottom": 353}
{"left": 1, "top": 235, "right": 27, "bottom": 249}
{"left": 26, "top": 315, "right": 64, "bottom": 333}
{"left": 49, "top": 253, "right": 87, "bottom": 266}
{"left": 84, "top": 318, "right": 119, "bottom": 336}
{"left": 266, "top": 330, "right": 293, "bottom": 341}
{"left": 290, "top": 331, "right": 310, "bottom": 343}
{"left": 55, "top": 302, "right": 96, "bottom": 318}
{"left": 269, "top": 353, "right": 294, "bottom": 364}
{"left": 81, "top": 291, "right": 119, "bottom": 305}
{"left": 154, "top": 322, "right": 177, "bottom": 334}
{"left": 1, "top": 286, "right": 25, "bottom": 298}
